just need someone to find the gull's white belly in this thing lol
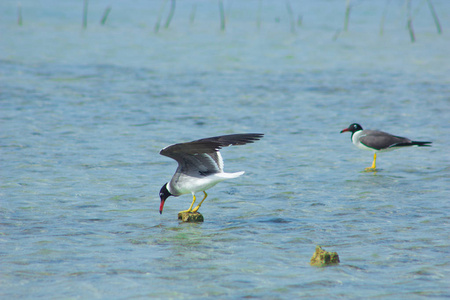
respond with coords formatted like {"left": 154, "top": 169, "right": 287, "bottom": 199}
{"left": 169, "top": 171, "right": 244, "bottom": 196}
{"left": 175, "top": 175, "right": 223, "bottom": 194}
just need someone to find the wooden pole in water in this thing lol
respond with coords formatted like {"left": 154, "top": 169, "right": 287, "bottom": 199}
{"left": 189, "top": 4, "right": 196, "bottom": 25}
{"left": 82, "top": 0, "right": 88, "bottom": 29}
{"left": 297, "top": 15, "right": 303, "bottom": 27}
{"left": 256, "top": 0, "right": 262, "bottom": 31}
{"left": 154, "top": 0, "right": 168, "bottom": 33}
{"left": 100, "top": 6, "right": 112, "bottom": 25}
{"left": 379, "top": 0, "right": 391, "bottom": 36}
{"left": 344, "top": 0, "right": 351, "bottom": 31}
{"left": 17, "top": 3, "right": 23, "bottom": 26}
{"left": 406, "top": 0, "right": 415, "bottom": 42}
{"left": 164, "top": 0, "right": 176, "bottom": 29}
{"left": 426, "top": 0, "right": 442, "bottom": 34}
{"left": 219, "top": 0, "right": 226, "bottom": 31}
{"left": 285, "top": 0, "right": 296, "bottom": 34}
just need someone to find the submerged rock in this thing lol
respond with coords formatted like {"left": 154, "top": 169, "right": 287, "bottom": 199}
{"left": 178, "top": 211, "right": 204, "bottom": 222}
{"left": 310, "top": 246, "right": 340, "bottom": 266}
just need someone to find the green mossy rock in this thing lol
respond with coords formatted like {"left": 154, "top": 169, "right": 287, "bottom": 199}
{"left": 178, "top": 211, "right": 204, "bottom": 223}
{"left": 310, "top": 246, "right": 340, "bottom": 266}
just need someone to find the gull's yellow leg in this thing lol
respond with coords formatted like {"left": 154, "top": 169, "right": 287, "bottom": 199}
{"left": 365, "top": 153, "right": 377, "bottom": 171}
{"left": 192, "top": 191, "right": 207, "bottom": 213}
{"left": 179, "top": 193, "right": 196, "bottom": 213}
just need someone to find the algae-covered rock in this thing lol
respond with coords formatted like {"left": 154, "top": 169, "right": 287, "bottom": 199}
{"left": 178, "top": 211, "right": 204, "bottom": 222}
{"left": 310, "top": 246, "right": 340, "bottom": 266}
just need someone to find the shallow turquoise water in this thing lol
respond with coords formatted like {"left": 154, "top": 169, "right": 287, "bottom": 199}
{"left": 1, "top": 0, "right": 450, "bottom": 299}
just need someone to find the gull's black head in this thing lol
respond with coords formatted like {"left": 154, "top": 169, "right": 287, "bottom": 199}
{"left": 340, "top": 123, "right": 363, "bottom": 134}
{"left": 159, "top": 183, "right": 172, "bottom": 214}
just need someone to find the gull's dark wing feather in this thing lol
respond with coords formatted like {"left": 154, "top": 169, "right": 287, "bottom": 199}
{"left": 160, "top": 133, "right": 264, "bottom": 158}
{"left": 160, "top": 133, "right": 264, "bottom": 175}
{"left": 359, "top": 130, "right": 412, "bottom": 150}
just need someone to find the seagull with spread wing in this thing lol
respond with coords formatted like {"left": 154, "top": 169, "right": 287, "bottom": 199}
{"left": 158, "top": 133, "right": 264, "bottom": 214}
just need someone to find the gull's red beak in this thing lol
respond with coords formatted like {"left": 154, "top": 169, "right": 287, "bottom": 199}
{"left": 159, "top": 199, "right": 165, "bottom": 214}
{"left": 340, "top": 127, "right": 350, "bottom": 133}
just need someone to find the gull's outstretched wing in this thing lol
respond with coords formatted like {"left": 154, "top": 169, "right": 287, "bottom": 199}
{"left": 160, "top": 133, "right": 264, "bottom": 175}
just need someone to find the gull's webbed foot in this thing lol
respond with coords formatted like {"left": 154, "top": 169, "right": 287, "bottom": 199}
{"left": 192, "top": 191, "right": 207, "bottom": 213}
{"left": 179, "top": 194, "right": 197, "bottom": 214}
{"left": 364, "top": 153, "right": 377, "bottom": 171}
{"left": 364, "top": 167, "right": 377, "bottom": 172}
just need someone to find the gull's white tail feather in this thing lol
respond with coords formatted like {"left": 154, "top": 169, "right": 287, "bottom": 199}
{"left": 219, "top": 171, "right": 245, "bottom": 179}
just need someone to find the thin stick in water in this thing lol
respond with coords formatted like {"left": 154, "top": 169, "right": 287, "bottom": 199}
{"left": 297, "top": 15, "right": 303, "bottom": 27}
{"left": 344, "top": 0, "right": 351, "bottom": 31}
{"left": 155, "top": 0, "right": 168, "bottom": 33}
{"left": 256, "top": 0, "right": 262, "bottom": 30}
{"left": 426, "top": 0, "right": 442, "bottom": 34}
{"left": 17, "top": 3, "right": 23, "bottom": 26}
{"left": 190, "top": 4, "right": 196, "bottom": 25}
{"left": 406, "top": 0, "right": 415, "bottom": 42}
{"left": 164, "top": 0, "right": 176, "bottom": 29}
{"left": 219, "top": 0, "right": 226, "bottom": 31}
{"left": 379, "top": 0, "right": 391, "bottom": 36}
{"left": 82, "top": 0, "right": 88, "bottom": 29}
{"left": 100, "top": 6, "right": 112, "bottom": 25}
{"left": 333, "top": 29, "right": 341, "bottom": 41}
{"left": 285, "top": 0, "right": 296, "bottom": 34}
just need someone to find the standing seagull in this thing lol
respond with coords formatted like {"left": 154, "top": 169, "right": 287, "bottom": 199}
{"left": 340, "top": 123, "right": 431, "bottom": 170}
{"left": 159, "top": 133, "right": 264, "bottom": 214}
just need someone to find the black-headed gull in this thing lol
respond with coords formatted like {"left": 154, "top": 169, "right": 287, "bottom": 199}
{"left": 159, "top": 133, "right": 264, "bottom": 214}
{"left": 340, "top": 123, "right": 431, "bottom": 170}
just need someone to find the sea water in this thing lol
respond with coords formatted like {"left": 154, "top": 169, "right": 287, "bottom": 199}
{"left": 1, "top": 0, "right": 449, "bottom": 298}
